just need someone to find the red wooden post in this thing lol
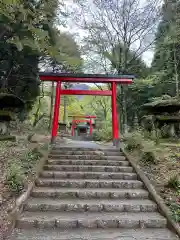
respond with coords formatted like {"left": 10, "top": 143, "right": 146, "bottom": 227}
{"left": 111, "top": 81, "right": 119, "bottom": 145}
{"left": 51, "top": 81, "right": 61, "bottom": 143}
{"left": 71, "top": 120, "right": 75, "bottom": 136}
{"left": 89, "top": 118, "right": 93, "bottom": 135}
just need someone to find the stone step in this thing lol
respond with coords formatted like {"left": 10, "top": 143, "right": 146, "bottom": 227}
{"left": 47, "top": 159, "right": 129, "bottom": 166}
{"left": 36, "top": 178, "right": 143, "bottom": 189}
{"left": 52, "top": 147, "right": 120, "bottom": 152}
{"left": 44, "top": 164, "right": 134, "bottom": 172}
{"left": 49, "top": 155, "right": 126, "bottom": 160}
{"left": 16, "top": 211, "right": 167, "bottom": 229}
{"left": 11, "top": 228, "right": 179, "bottom": 240}
{"left": 31, "top": 187, "right": 149, "bottom": 199}
{"left": 50, "top": 150, "right": 123, "bottom": 156}
{"left": 41, "top": 171, "right": 138, "bottom": 180}
{"left": 25, "top": 198, "right": 157, "bottom": 213}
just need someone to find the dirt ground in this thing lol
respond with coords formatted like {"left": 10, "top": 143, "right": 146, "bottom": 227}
{"left": 128, "top": 144, "right": 180, "bottom": 222}
{"left": 0, "top": 134, "right": 50, "bottom": 239}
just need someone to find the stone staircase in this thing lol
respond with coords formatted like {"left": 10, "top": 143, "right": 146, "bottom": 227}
{"left": 11, "top": 146, "right": 179, "bottom": 240}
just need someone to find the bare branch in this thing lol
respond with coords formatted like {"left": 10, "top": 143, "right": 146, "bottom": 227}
{"left": 74, "top": 0, "right": 160, "bottom": 73}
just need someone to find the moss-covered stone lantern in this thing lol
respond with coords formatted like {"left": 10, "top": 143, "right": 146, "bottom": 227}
{"left": 0, "top": 93, "right": 25, "bottom": 140}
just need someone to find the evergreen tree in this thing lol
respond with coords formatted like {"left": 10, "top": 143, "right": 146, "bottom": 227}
{"left": 152, "top": 0, "right": 180, "bottom": 97}
{"left": 0, "top": 0, "right": 64, "bottom": 111}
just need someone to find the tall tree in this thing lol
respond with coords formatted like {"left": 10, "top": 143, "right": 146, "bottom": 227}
{"left": 104, "top": 43, "right": 149, "bottom": 133}
{"left": 0, "top": 0, "right": 65, "bottom": 112}
{"left": 152, "top": 0, "right": 180, "bottom": 97}
{"left": 73, "top": 0, "right": 159, "bottom": 133}
{"left": 42, "top": 32, "right": 83, "bottom": 128}
{"left": 75, "top": 0, "right": 160, "bottom": 73}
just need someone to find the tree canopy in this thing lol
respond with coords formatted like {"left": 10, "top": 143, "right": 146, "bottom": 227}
{"left": 0, "top": 0, "right": 83, "bottom": 115}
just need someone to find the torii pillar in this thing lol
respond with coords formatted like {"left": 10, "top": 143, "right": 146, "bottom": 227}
{"left": 112, "top": 82, "right": 119, "bottom": 146}
{"left": 51, "top": 81, "right": 61, "bottom": 144}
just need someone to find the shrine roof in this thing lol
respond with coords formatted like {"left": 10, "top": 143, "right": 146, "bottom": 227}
{"left": 39, "top": 72, "right": 134, "bottom": 84}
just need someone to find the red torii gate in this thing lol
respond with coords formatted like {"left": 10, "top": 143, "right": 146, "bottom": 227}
{"left": 69, "top": 115, "right": 96, "bottom": 136}
{"left": 39, "top": 73, "right": 134, "bottom": 145}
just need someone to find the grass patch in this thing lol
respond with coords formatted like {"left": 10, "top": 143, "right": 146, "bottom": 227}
{"left": 124, "top": 131, "right": 143, "bottom": 151}
{"left": 166, "top": 175, "right": 180, "bottom": 190}
{"left": 6, "top": 147, "right": 43, "bottom": 193}
{"left": 21, "top": 148, "right": 43, "bottom": 174}
{"left": 6, "top": 161, "right": 25, "bottom": 193}
{"left": 141, "top": 141, "right": 157, "bottom": 164}
{"left": 92, "top": 127, "right": 112, "bottom": 142}
{"left": 169, "top": 201, "right": 180, "bottom": 222}
{"left": 124, "top": 131, "right": 157, "bottom": 164}
{"left": 141, "top": 151, "right": 156, "bottom": 164}
{"left": 124, "top": 130, "right": 180, "bottom": 223}
{"left": 40, "top": 142, "right": 49, "bottom": 151}
{"left": 0, "top": 135, "right": 16, "bottom": 141}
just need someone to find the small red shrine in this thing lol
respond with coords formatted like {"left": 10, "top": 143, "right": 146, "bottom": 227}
{"left": 69, "top": 115, "right": 96, "bottom": 136}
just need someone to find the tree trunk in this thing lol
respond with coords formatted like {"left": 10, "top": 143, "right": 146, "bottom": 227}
{"left": 63, "top": 96, "right": 67, "bottom": 124}
{"left": 33, "top": 82, "right": 44, "bottom": 128}
{"left": 122, "top": 86, "right": 128, "bottom": 134}
{"left": 124, "top": 88, "right": 128, "bottom": 133}
{"left": 49, "top": 81, "right": 55, "bottom": 131}
{"left": 117, "top": 73, "right": 124, "bottom": 134}
{"left": 173, "top": 46, "right": 179, "bottom": 97}
{"left": 133, "top": 113, "right": 139, "bottom": 130}
{"left": 120, "top": 44, "right": 129, "bottom": 134}
{"left": 170, "top": 124, "right": 176, "bottom": 137}
{"left": 63, "top": 85, "right": 68, "bottom": 125}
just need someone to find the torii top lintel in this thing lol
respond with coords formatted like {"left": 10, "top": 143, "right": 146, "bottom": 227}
{"left": 39, "top": 72, "right": 134, "bottom": 84}
{"left": 68, "top": 115, "right": 96, "bottom": 119}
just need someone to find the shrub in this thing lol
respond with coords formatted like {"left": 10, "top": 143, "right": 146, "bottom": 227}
{"left": 124, "top": 131, "right": 143, "bottom": 151}
{"left": 34, "top": 117, "right": 49, "bottom": 132}
{"left": 92, "top": 130, "right": 102, "bottom": 141}
{"left": 92, "top": 126, "right": 112, "bottom": 142}
{"left": 41, "top": 142, "right": 49, "bottom": 150}
{"left": 169, "top": 201, "right": 180, "bottom": 222}
{"left": 27, "top": 133, "right": 34, "bottom": 142}
{"left": 161, "top": 124, "right": 171, "bottom": 138}
{"left": 166, "top": 175, "right": 180, "bottom": 190}
{"left": 21, "top": 148, "right": 43, "bottom": 173}
{"left": 141, "top": 141, "right": 157, "bottom": 164}
{"left": 141, "top": 150, "right": 156, "bottom": 164}
{"left": 6, "top": 161, "right": 25, "bottom": 193}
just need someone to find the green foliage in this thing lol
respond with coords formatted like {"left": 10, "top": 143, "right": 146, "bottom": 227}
{"left": 124, "top": 131, "right": 144, "bottom": 151}
{"left": 166, "top": 175, "right": 180, "bottom": 190}
{"left": 152, "top": 0, "right": 180, "bottom": 97}
{"left": 6, "top": 147, "right": 42, "bottom": 193}
{"left": 21, "top": 148, "right": 43, "bottom": 173}
{"left": 124, "top": 130, "right": 157, "bottom": 164}
{"left": 117, "top": 75, "right": 162, "bottom": 131}
{"left": 161, "top": 124, "right": 171, "bottom": 138}
{"left": 0, "top": 1, "right": 83, "bottom": 116}
{"left": 104, "top": 43, "right": 149, "bottom": 78}
{"left": 141, "top": 151, "right": 156, "bottom": 164}
{"left": 92, "top": 125, "right": 112, "bottom": 142}
{"left": 6, "top": 161, "right": 25, "bottom": 193}
{"left": 169, "top": 201, "right": 180, "bottom": 222}
{"left": 55, "top": 33, "right": 83, "bottom": 71}
{"left": 141, "top": 141, "right": 157, "bottom": 164}
{"left": 0, "top": 0, "right": 60, "bottom": 53}
{"left": 92, "top": 130, "right": 102, "bottom": 141}
{"left": 41, "top": 142, "right": 49, "bottom": 151}
{"left": 0, "top": 0, "right": 57, "bottom": 112}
